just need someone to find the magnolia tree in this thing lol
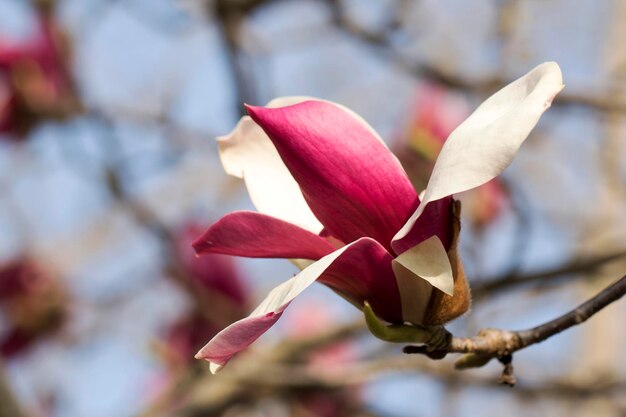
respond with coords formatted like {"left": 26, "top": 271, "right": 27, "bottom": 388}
{"left": 1, "top": 1, "right": 626, "bottom": 417}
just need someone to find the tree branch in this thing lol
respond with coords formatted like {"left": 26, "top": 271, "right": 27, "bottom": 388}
{"left": 329, "top": 3, "right": 626, "bottom": 114}
{"left": 405, "top": 275, "right": 626, "bottom": 379}
{"left": 472, "top": 250, "right": 626, "bottom": 300}
{"left": 0, "top": 362, "right": 27, "bottom": 417}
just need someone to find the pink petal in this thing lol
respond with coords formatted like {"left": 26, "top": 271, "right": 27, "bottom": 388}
{"left": 193, "top": 211, "right": 334, "bottom": 260}
{"left": 246, "top": 101, "right": 419, "bottom": 251}
{"left": 318, "top": 238, "right": 403, "bottom": 324}
{"left": 177, "top": 224, "right": 249, "bottom": 305}
{"left": 218, "top": 97, "right": 324, "bottom": 233}
{"left": 391, "top": 196, "right": 453, "bottom": 255}
{"left": 195, "top": 238, "right": 404, "bottom": 371}
{"left": 195, "top": 309, "right": 286, "bottom": 372}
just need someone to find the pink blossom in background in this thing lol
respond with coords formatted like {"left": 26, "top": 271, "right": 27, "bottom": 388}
{"left": 0, "top": 6, "right": 76, "bottom": 138}
{"left": 0, "top": 257, "right": 68, "bottom": 358}
{"left": 158, "top": 224, "right": 249, "bottom": 370}
{"left": 401, "top": 83, "right": 469, "bottom": 162}
{"left": 282, "top": 301, "right": 362, "bottom": 417}
{"left": 192, "top": 63, "right": 563, "bottom": 372}
{"left": 175, "top": 223, "right": 249, "bottom": 307}
{"left": 283, "top": 300, "right": 356, "bottom": 369}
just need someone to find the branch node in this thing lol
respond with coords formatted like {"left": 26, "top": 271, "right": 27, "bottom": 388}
{"left": 497, "top": 355, "right": 516, "bottom": 387}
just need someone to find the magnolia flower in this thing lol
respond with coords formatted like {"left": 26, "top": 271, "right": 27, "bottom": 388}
{"left": 194, "top": 62, "right": 564, "bottom": 372}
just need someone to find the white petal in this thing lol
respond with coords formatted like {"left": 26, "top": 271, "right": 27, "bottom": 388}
{"left": 392, "top": 261, "right": 433, "bottom": 324}
{"left": 289, "top": 258, "right": 315, "bottom": 270}
{"left": 394, "top": 62, "right": 563, "bottom": 241}
{"left": 394, "top": 235, "right": 454, "bottom": 296}
{"left": 218, "top": 96, "right": 323, "bottom": 233}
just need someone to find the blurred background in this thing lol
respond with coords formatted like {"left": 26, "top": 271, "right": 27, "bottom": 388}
{"left": 0, "top": 0, "right": 625, "bottom": 416}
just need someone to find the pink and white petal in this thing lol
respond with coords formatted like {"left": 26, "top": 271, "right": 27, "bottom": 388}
{"left": 195, "top": 239, "right": 375, "bottom": 372}
{"left": 193, "top": 211, "right": 334, "bottom": 260}
{"left": 218, "top": 97, "right": 323, "bottom": 233}
{"left": 391, "top": 196, "right": 453, "bottom": 255}
{"left": 318, "top": 238, "right": 403, "bottom": 324}
{"left": 394, "top": 62, "right": 563, "bottom": 243}
{"left": 247, "top": 101, "right": 419, "bottom": 250}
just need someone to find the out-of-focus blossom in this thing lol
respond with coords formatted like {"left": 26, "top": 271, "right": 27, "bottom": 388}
{"left": 395, "top": 83, "right": 508, "bottom": 228}
{"left": 0, "top": 5, "right": 78, "bottom": 138}
{"left": 282, "top": 301, "right": 361, "bottom": 417}
{"left": 283, "top": 300, "right": 356, "bottom": 369}
{"left": 0, "top": 257, "right": 68, "bottom": 358}
{"left": 157, "top": 224, "right": 249, "bottom": 370}
{"left": 193, "top": 63, "right": 563, "bottom": 372}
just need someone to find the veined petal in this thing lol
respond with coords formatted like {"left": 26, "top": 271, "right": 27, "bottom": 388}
{"left": 247, "top": 101, "right": 419, "bottom": 250}
{"left": 218, "top": 97, "right": 323, "bottom": 233}
{"left": 195, "top": 239, "right": 384, "bottom": 371}
{"left": 394, "top": 62, "right": 563, "bottom": 243}
{"left": 193, "top": 211, "right": 334, "bottom": 260}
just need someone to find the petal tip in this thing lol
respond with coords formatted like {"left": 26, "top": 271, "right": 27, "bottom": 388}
{"left": 244, "top": 103, "right": 272, "bottom": 127}
{"left": 209, "top": 362, "right": 223, "bottom": 374}
{"left": 195, "top": 351, "right": 224, "bottom": 374}
{"left": 192, "top": 236, "right": 211, "bottom": 254}
{"left": 244, "top": 103, "right": 263, "bottom": 117}
{"left": 539, "top": 61, "right": 564, "bottom": 88}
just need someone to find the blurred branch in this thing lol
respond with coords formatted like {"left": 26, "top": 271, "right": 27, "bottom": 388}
{"left": 156, "top": 260, "right": 626, "bottom": 414}
{"left": 105, "top": 168, "right": 243, "bottom": 327}
{"left": 213, "top": 0, "right": 261, "bottom": 115}
{"left": 328, "top": 1, "right": 626, "bottom": 114}
{"left": 168, "top": 333, "right": 626, "bottom": 416}
{"left": 472, "top": 250, "right": 626, "bottom": 300}
{"left": 240, "top": 353, "right": 626, "bottom": 399}
{"left": 147, "top": 270, "right": 626, "bottom": 414}
{"left": 0, "top": 362, "right": 27, "bottom": 417}
{"left": 169, "top": 320, "right": 365, "bottom": 417}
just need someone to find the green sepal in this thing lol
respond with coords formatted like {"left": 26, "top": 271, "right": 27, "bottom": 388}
{"left": 363, "top": 302, "right": 450, "bottom": 349}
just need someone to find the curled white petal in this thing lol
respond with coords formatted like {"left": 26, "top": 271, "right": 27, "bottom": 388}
{"left": 394, "top": 62, "right": 564, "bottom": 242}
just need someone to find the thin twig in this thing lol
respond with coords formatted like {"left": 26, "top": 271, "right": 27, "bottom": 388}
{"left": 0, "top": 362, "right": 27, "bottom": 417}
{"left": 515, "top": 274, "right": 626, "bottom": 348}
{"left": 472, "top": 250, "right": 626, "bottom": 300}
{"left": 209, "top": 352, "right": 626, "bottom": 399}
{"left": 171, "top": 320, "right": 365, "bottom": 417}
{"left": 329, "top": 4, "right": 626, "bottom": 114}
{"left": 214, "top": 0, "right": 259, "bottom": 115}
